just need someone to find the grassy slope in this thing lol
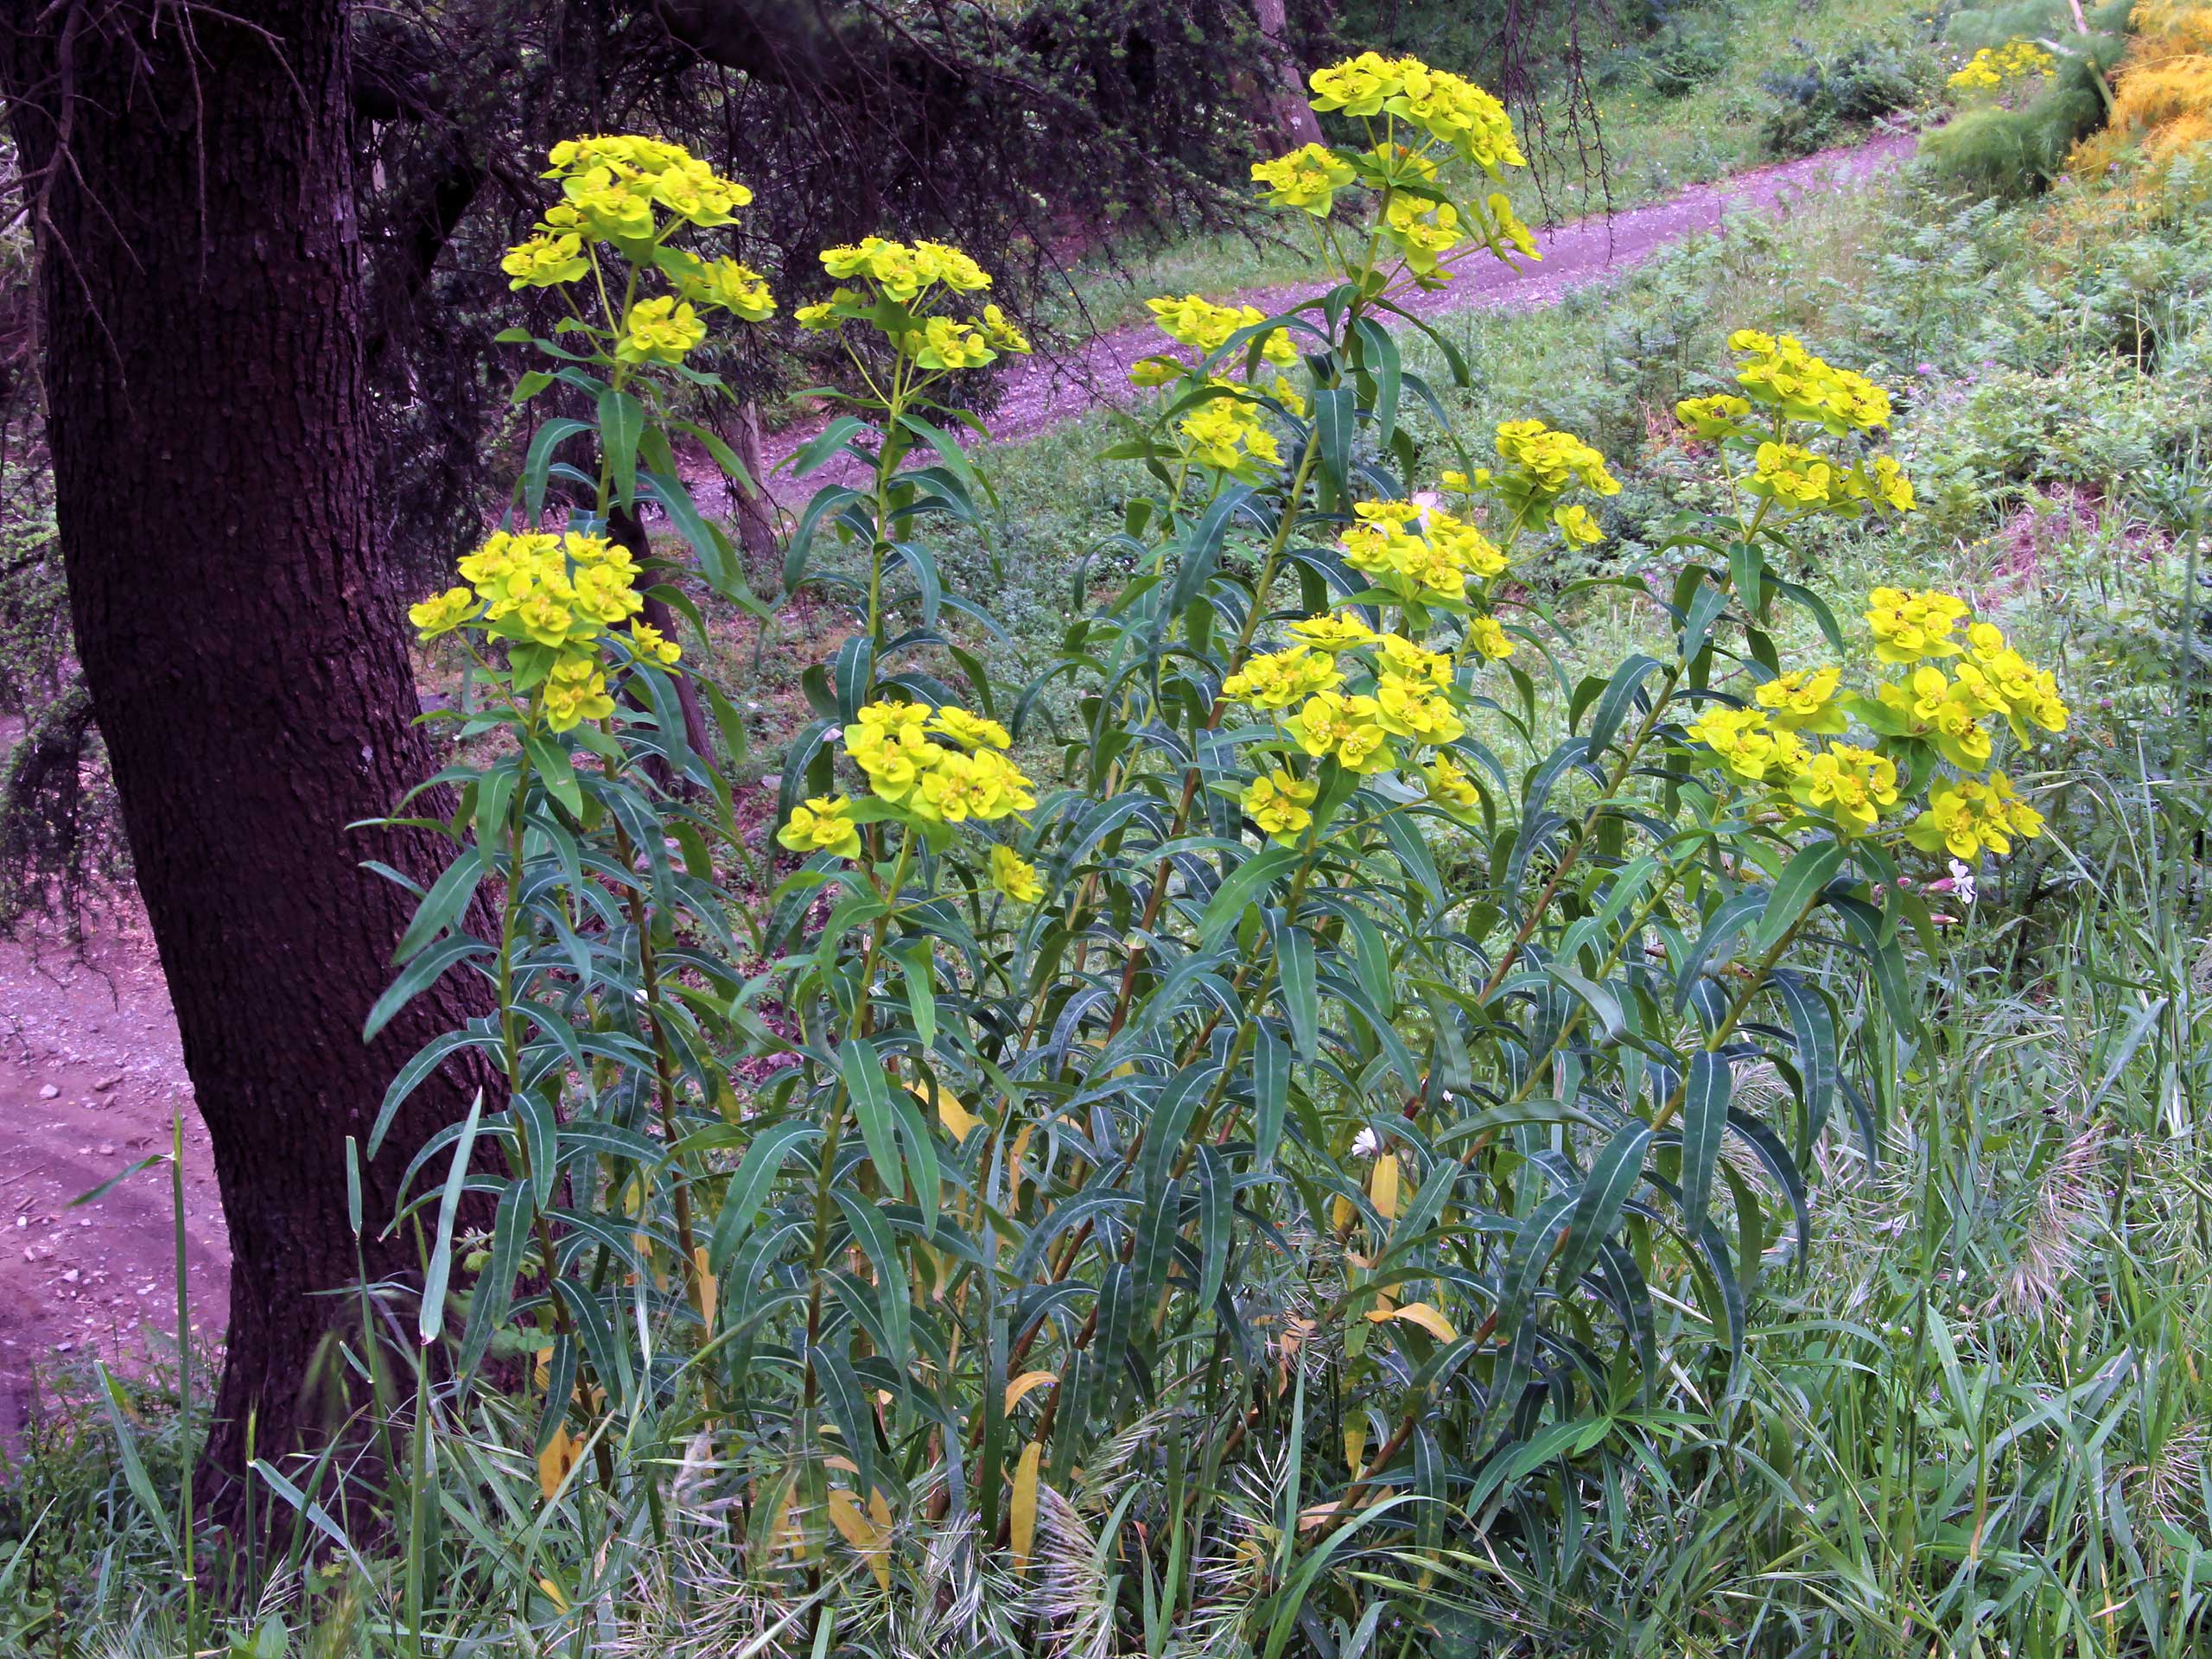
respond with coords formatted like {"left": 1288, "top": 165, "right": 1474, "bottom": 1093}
{"left": 1040, "top": 0, "right": 1940, "bottom": 339}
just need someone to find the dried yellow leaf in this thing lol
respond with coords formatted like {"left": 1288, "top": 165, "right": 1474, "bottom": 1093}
{"left": 1004, "top": 1369, "right": 1058, "bottom": 1414}
{"left": 537, "top": 1426, "right": 580, "bottom": 1501}
{"left": 693, "top": 1244, "right": 716, "bottom": 1326}
{"left": 1010, "top": 1441, "right": 1044, "bottom": 1577}
{"left": 827, "top": 1488, "right": 891, "bottom": 1592}
{"left": 1365, "top": 1300, "right": 1458, "bottom": 1342}
{"left": 1370, "top": 1154, "right": 1401, "bottom": 1220}
{"left": 1344, "top": 1422, "right": 1367, "bottom": 1477}
{"left": 910, "top": 1082, "right": 982, "bottom": 1141}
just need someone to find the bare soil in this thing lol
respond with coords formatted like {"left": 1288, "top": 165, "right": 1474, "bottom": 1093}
{"left": 0, "top": 131, "right": 1911, "bottom": 1440}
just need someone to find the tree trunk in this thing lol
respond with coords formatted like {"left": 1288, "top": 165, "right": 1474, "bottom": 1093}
{"left": 1253, "top": 0, "right": 1323, "bottom": 149}
{"left": 722, "top": 400, "right": 783, "bottom": 579}
{"left": 2, "top": 0, "right": 491, "bottom": 1492}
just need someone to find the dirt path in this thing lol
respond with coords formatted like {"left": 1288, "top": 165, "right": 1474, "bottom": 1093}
{"left": 0, "top": 918, "right": 227, "bottom": 1444}
{"left": 736, "top": 133, "right": 1914, "bottom": 503}
{"left": 0, "top": 130, "right": 1912, "bottom": 1440}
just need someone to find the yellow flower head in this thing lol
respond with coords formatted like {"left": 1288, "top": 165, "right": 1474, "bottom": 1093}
{"left": 1907, "top": 772, "right": 2044, "bottom": 860}
{"left": 1424, "top": 752, "right": 1484, "bottom": 815}
{"left": 1146, "top": 295, "right": 1298, "bottom": 365}
{"left": 410, "top": 586, "right": 476, "bottom": 642}
{"left": 930, "top": 705, "right": 1012, "bottom": 751}
{"left": 1553, "top": 503, "right": 1603, "bottom": 547}
{"left": 1287, "top": 613, "right": 1382, "bottom": 651}
{"left": 1378, "top": 196, "right": 1465, "bottom": 276}
{"left": 1242, "top": 768, "right": 1319, "bottom": 842}
{"left": 1492, "top": 419, "right": 1620, "bottom": 505}
{"left": 1745, "top": 441, "right": 1834, "bottom": 509}
{"left": 1378, "top": 633, "right": 1452, "bottom": 687}
{"left": 1752, "top": 664, "right": 1847, "bottom": 733}
{"left": 1223, "top": 645, "right": 1343, "bottom": 711}
{"left": 981, "top": 304, "right": 1032, "bottom": 355}
{"left": 1866, "top": 587, "right": 1972, "bottom": 664}
{"left": 1179, "top": 397, "right": 1283, "bottom": 476}
{"left": 1306, "top": 54, "right": 1525, "bottom": 173}
{"left": 904, "top": 316, "right": 995, "bottom": 371}
{"left": 1685, "top": 704, "right": 1809, "bottom": 784}
{"left": 1283, "top": 690, "right": 1394, "bottom": 772}
{"left": 616, "top": 296, "right": 706, "bottom": 365}
{"left": 1676, "top": 393, "right": 1753, "bottom": 439}
{"left": 1251, "top": 143, "right": 1358, "bottom": 216}
{"left": 1730, "top": 332, "right": 1892, "bottom": 434}
{"left": 671, "top": 254, "right": 776, "bottom": 320}
{"left": 627, "top": 620, "right": 682, "bottom": 667}
{"left": 502, "top": 232, "right": 591, "bottom": 291}
{"left": 988, "top": 844, "right": 1045, "bottom": 904}
{"left": 1466, "top": 615, "right": 1515, "bottom": 661}
{"left": 1790, "top": 743, "right": 1899, "bottom": 835}
{"left": 541, "top": 652, "right": 616, "bottom": 733}
{"left": 779, "top": 795, "right": 861, "bottom": 860}
{"left": 1373, "top": 671, "right": 1466, "bottom": 745}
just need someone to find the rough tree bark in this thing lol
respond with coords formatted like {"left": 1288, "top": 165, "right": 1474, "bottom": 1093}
{"left": 1, "top": 0, "right": 492, "bottom": 1489}
{"left": 1253, "top": 0, "right": 1324, "bottom": 148}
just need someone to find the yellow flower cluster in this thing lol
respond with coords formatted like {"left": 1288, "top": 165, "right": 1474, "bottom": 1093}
{"left": 842, "top": 700, "right": 1036, "bottom": 826}
{"left": 1243, "top": 769, "right": 1320, "bottom": 842}
{"left": 1489, "top": 419, "right": 1622, "bottom": 517}
{"left": 1681, "top": 588, "right": 2064, "bottom": 858}
{"left": 1222, "top": 645, "right": 1344, "bottom": 711}
{"left": 1745, "top": 441, "right": 1835, "bottom": 508}
{"left": 779, "top": 796, "right": 861, "bottom": 860}
{"left": 662, "top": 251, "right": 777, "bottom": 321}
{"left": 1949, "top": 40, "right": 2057, "bottom": 92}
{"left": 795, "top": 239, "right": 1027, "bottom": 375}
{"left": 1147, "top": 295, "right": 1300, "bottom": 364}
{"left": 1306, "top": 53, "right": 1526, "bottom": 173}
{"left": 820, "top": 237, "right": 989, "bottom": 303}
{"left": 1340, "top": 499, "right": 1508, "bottom": 607}
{"left": 1864, "top": 588, "right": 1972, "bottom": 664}
{"left": 500, "top": 137, "right": 771, "bottom": 342}
{"left": 988, "top": 844, "right": 1044, "bottom": 903}
{"left": 1726, "top": 330, "right": 1892, "bottom": 434}
{"left": 617, "top": 296, "right": 707, "bottom": 365}
{"left": 1908, "top": 773, "right": 2044, "bottom": 859}
{"left": 1378, "top": 196, "right": 1464, "bottom": 276}
{"left": 1685, "top": 705, "right": 1811, "bottom": 783}
{"left": 1872, "top": 614, "right": 2068, "bottom": 767}
{"left": 1791, "top": 744, "right": 1901, "bottom": 835}
{"left": 1179, "top": 394, "right": 1283, "bottom": 477}
{"left": 1753, "top": 664, "right": 1847, "bottom": 733}
{"left": 409, "top": 528, "right": 671, "bottom": 734}
{"left": 1250, "top": 143, "right": 1357, "bottom": 216}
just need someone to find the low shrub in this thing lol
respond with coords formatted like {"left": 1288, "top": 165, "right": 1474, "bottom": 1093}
{"left": 1761, "top": 35, "right": 1930, "bottom": 155}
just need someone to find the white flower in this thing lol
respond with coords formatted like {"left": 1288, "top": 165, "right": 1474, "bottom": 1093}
{"left": 1948, "top": 858, "right": 1977, "bottom": 906}
{"left": 1349, "top": 1127, "right": 1382, "bottom": 1160}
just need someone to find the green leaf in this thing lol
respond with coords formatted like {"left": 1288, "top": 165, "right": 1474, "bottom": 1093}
{"left": 525, "top": 734, "right": 583, "bottom": 819}
{"left": 1555, "top": 1121, "right": 1650, "bottom": 1287}
{"left": 1198, "top": 845, "right": 1300, "bottom": 950}
{"left": 520, "top": 417, "right": 592, "bottom": 519}
{"left": 597, "top": 388, "right": 643, "bottom": 511}
{"left": 1678, "top": 1052, "right": 1731, "bottom": 1237}
{"left": 1758, "top": 839, "right": 1846, "bottom": 952}
{"left": 419, "top": 1089, "right": 483, "bottom": 1344}
{"left": 93, "top": 1363, "right": 175, "bottom": 1549}
{"left": 391, "top": 848, "right": 485, "bottom": 966}
{"left": 364, "top": 936, "right": 488, "bottom": 1046}
{"left": 840, "top": 1039, "right": 905, "bottom": 1198}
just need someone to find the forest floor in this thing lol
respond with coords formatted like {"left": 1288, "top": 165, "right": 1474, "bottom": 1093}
{"left": 0, "top": 130, "right": 1913, "bottom": 1440}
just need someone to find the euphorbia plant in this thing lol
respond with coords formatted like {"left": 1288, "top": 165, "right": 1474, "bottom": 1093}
{"left": 363, "top": 60, "right": 2069, "bottom": 1651}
